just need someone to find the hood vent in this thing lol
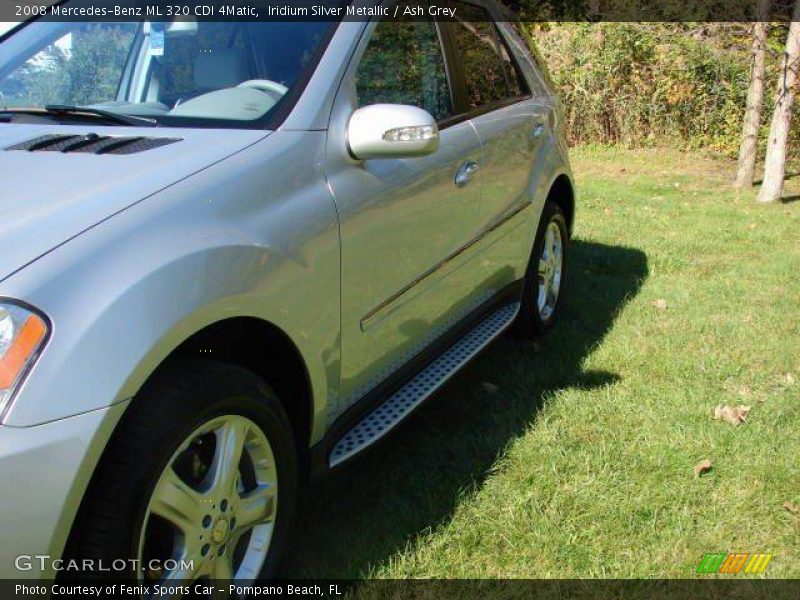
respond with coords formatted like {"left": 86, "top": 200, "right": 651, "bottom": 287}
{"left": 6, "top": 134, "right": 181, "bottom": 155}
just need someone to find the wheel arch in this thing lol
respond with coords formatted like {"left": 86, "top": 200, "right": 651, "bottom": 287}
{"left": 163, "top": 316, "right": 314, "bottom": 460}
{"left": 547, "top": 173, "right": 575, "bottom": 237}
{"left": 59, "top": 316, "right": 315, "bottom": 570}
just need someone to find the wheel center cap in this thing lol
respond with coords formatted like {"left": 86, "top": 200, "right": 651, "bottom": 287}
{"left": 211, "top": 516, "right": 230, "bottom": 544}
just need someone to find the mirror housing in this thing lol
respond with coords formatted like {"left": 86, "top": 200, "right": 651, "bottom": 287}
{"left": 347, "top": 104, "right": 439, "bottom": 160}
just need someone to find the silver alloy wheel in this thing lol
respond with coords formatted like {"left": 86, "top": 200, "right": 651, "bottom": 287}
{"left": 537, "top": 221, "right": 563, "bottom": 321}
{"left": 138, "top": 415, "right": 278, "bottom": 585}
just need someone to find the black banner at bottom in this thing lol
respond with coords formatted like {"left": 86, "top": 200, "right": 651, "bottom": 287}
{"left": 1, "top": 579, "right": 799, "bottom": 600}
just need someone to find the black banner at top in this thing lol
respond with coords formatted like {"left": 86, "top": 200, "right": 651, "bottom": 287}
{"left": 0, "top": 0, "right": 797, "bottom": 23}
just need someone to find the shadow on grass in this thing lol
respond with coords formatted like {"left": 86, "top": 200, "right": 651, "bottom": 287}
{"left": 781, "top": 195, "right": 800, "bottom": 204}
{"left": 753, "top": 171, "right": 800, "bottom": 186}
{"left": 279, "top": 240, "right": 648, "bottom": 578}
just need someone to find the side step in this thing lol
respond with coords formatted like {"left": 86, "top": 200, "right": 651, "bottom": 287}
{"left": 329, "top": 301, "right": 520, "bottom": 467}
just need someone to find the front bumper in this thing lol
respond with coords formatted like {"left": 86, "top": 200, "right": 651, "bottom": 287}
{"left": 0, "top": 402, "right": 127, "bottom": 579}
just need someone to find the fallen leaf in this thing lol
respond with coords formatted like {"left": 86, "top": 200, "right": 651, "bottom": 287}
{"left": 714, "top": 404, "right": 750, "bottom": 426}
{"left": 652, "top": 298, "right": 668, "bottom": 310}
{"left": 784, "top": 501, "right": 800, "bottom": 514}
{"left": 694, "top": 459, "right": 713, "bottom": 477}
{"left": 748, "top": 223, "right": 757, "bottom": 230}
{"left": 785, "top": 373, "right": 796, "bottom": 386}
{"left": 482, "top": 382, "right": 499, "bottom": 394}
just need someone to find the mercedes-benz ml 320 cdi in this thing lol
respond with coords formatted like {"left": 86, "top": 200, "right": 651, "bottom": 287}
{"left": 0, "top": 0, "right": 574, "bottom": 586}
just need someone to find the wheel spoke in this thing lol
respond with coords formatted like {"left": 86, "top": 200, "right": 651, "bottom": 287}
{"left": 537, "top": 281, "right": 547, "bottom": 311}
{"left": 546, "top": 282, "right": 557, "bottom": 309}
{"left": 544, "top": 226, "right": 554, "bottom": 256}
{"left": 538, "top": 258, "right": 548, "bottom": 278}
{"left": 142, "top": 414, "right": 277, "bottom": 595}
{"left": 150, "top": 467, "right": 207, "bottom": 536}
{"left": 210, "top": 419, "right": 248, "bottom": 497}
{"left": 212, "top": 555, "right": 234, "bottom": 580}
{"left": 236, "top": 484, "right": 276, "bottom": 530}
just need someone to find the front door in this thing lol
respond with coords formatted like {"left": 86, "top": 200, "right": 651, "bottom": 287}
{"left": 325, "top": 13, "right": 486, "bottom": 421}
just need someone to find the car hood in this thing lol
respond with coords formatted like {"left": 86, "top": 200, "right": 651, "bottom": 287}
{"left": 0, "top": 123, "right": 269, "bottom": 281}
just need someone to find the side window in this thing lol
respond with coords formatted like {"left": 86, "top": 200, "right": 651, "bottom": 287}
{"left": 355, "top": 16, "right": 452, "bottom": 122}
{"left": 449, "top": 2, "right": 528, "bottom": 110}
{"left": 498, "top": 37, "right": 526, "bottom": 98}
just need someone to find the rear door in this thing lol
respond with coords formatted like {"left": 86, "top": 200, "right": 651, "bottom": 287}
{"left": 442, "top": 1, "right": 552, "bottom": 282}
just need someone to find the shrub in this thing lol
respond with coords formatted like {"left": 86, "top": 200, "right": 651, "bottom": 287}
{"left": 526, "top": 23, "right": 780, "bottom": 157}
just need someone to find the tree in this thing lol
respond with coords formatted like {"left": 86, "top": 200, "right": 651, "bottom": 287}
{"left": 734, "top": 0, "right": 771, "bottom": 188}
{"left": 757, "top": 0, "right": 800, "bottom": 203}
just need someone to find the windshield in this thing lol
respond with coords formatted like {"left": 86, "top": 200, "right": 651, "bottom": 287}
{"left": 0, "top": 19, "right": 334, "bottom": 128}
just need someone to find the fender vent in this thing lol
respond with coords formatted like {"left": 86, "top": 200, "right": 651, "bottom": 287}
{"left": 6, "top": 134, "right": 181, "bottom": 155}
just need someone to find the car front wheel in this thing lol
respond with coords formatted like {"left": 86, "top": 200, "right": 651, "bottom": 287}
{"left": 66, "top": 359, "right": 297, "bottom": 586}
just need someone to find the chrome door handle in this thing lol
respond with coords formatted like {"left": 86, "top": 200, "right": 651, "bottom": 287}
{"left": 532, "top": 123, "right": 547, "bottom": 139}
{"left": 454, "top": 160, "right": 480, "bottom": 187}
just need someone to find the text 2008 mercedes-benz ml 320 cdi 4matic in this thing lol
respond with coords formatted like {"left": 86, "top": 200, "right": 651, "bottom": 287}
{"left": 0, "top": 0, "right": 574, "bottom": 587}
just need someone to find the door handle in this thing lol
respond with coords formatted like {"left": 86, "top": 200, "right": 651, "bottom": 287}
{"left": 454, "top": 160, "right": 480, "bottom": 187}
{"left": 532, "top": 123, "right": 547, "bottom": 139}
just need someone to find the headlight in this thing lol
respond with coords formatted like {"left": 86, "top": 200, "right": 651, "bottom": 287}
{"left": 0, "top": 301, "right": 48, "bottom": 417}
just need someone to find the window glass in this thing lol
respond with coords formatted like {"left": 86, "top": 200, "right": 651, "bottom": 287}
{"left": 449, "top": 2, "right": 507, "bottom": 109}
{"left": 355, "top": 16, "right": 452, "bottom": 122}
{"left": 0, "top": 23, "right": 137, "bottom": 108}
{"left": 498, "top": 36, "right": 526, "bottom": 97}
{"left": 156, "top": 24, "right": 249, "bottom": 105}
{"left": 449, "top": 2, "right": 527, "bottom": 109}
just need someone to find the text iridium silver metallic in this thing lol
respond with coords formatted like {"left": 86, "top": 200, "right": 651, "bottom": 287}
{"left": 0, "top": 1, "right": 573, "bottom": 578}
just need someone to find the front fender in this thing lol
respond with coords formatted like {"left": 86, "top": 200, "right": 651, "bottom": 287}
{"left": 0, "top": 132, "right": 340, "bottom": 443}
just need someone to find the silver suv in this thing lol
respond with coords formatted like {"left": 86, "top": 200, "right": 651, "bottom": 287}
{"left": 0, "top": 1, "right": 574, "bottom": 585}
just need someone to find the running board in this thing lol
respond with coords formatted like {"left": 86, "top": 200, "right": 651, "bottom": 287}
{"left": 329, "top": 302, "right": 520, "bottom": 467}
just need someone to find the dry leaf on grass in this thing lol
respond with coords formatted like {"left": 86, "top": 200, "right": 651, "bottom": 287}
{"left": 785, "top": 373, "right": 796, "bottom": 386}
{"left": 714, "top": 404, "right": 751, "bottom": 426}
{"left": 784, "top": 501, "right": 800, "bottom": 514}
{"left": 694, "top": 459, "right": 713, "bottom": 477}
{"left": 652, "top": 298, "right": 668, "bottom": 310}
{"left": 482, "top": 382, "right": 499, "bottom": 394}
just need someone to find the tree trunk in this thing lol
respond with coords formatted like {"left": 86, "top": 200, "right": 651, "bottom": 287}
{"left": 734, "top": 18, "right": 770, "bottom": 188}
{"left": 758, "top": 1, "right": 800, "bottom": 203}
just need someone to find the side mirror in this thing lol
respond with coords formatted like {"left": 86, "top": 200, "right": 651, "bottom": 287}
{"left": 347, "top": 104, "right": 439, "bottom": 160}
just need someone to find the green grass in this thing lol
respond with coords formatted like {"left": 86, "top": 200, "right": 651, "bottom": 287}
{"left": 280, "top": 147, "right": 800, "bottom": 579}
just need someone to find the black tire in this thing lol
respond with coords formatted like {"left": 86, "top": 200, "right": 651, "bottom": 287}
{"left": 64, "top": 358, "right": 297, "bottom": 583}
{"left": 514, "top": 201, "right": 569, "bottom": 337}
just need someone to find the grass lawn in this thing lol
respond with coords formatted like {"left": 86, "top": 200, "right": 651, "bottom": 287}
{"left": 280, "top": 147, "right": 800, "bottom": 579}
